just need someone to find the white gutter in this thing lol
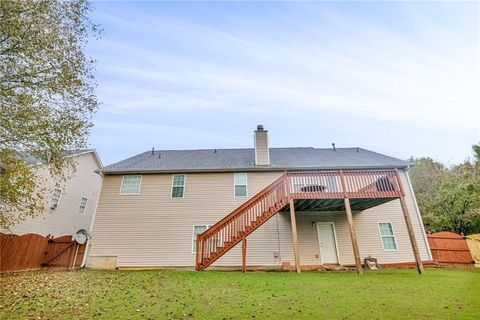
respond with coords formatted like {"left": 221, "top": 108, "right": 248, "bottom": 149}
{"left": 405, "top": 166, "right": 433, "bottom": 260}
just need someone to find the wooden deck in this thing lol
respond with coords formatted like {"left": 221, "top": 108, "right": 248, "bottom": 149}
{"left": 196, "top": 169, "right": 423, "bottom": 275}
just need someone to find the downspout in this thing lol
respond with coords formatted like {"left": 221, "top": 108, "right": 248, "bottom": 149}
{"left": 405, "top": 166, "right": 433, "bottom": 261}
{"left": 80, "top": 171, "right": 104, "bottom": 268}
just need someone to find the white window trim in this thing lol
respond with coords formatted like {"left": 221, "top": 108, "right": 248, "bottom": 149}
{"left": 378, "top": 222, "right": 398, "bottom": 251}
{"left": 119, "top": 175, "right": 142, "bottom": 195}
{"left": 192, "top": 224, "right": 210, "bottom": 253}
{"left": 50, "top": 188, "right": 62, "bottom": 208}
{"left": 233, "top": 172, "right": 248, "bottom": 197}
{"left": 79, "top": 197, "right": 88, "bottom": 215}
{"left": 171, "top": 174, "right": 186, "bottom": 198}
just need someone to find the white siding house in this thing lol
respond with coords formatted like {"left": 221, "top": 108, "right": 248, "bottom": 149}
{"left": 88, "top": 126, "right": 431, "bottom": 271}
{"left": 8, "top": 150, "right": 103, "bottom": 237}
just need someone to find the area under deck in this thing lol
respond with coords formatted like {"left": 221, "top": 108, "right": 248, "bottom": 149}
{"left": 282, "top": 197, "right": 397, "bottom": 212}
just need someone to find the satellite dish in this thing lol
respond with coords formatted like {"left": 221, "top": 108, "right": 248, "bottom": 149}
{"left": 74, "top": 229, "right": 89, "bottom": 244}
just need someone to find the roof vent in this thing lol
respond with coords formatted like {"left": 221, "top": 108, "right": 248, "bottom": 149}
{"left": 151, "top": 147, "right": 155, "bottom": 155}
{"left": 332, "top": 143, "right": 336, "bottom": 151}
{"left": 257, "top": 124, "right": 264, "bottom": 131}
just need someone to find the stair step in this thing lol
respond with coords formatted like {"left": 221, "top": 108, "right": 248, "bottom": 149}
{"left": 197, "top": 183, "right": 288, "bottom": 270}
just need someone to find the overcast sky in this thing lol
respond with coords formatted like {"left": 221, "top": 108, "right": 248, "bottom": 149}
{"left": 87, "top": 1, "right": 479, "bottom": 166}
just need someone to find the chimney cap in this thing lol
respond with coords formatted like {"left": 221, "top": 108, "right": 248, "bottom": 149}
{"left": 256, "top": 124, "right": 264, "bottom": 131}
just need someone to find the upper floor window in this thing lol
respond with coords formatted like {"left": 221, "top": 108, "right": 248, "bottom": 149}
{"left": 378, "top": 222, "right": 397, "bottom": 250}
{"left": 120, "top": 175, "right": 142, "bottom": 194}
{"left": 79, "top": 197, "right": 88, "bottom": 215}
{"left": 234, "top": 173, "right": 247, "bottom": 197}
{"left": 50, "top": 188, "right": 62, "bottom": 209}
{"left": 171, "top": 174, "right": 185, "bottom": 198}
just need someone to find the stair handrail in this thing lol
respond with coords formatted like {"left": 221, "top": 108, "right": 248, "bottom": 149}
{"left": 198, "top": 172, "right": 288, "bottom": 240}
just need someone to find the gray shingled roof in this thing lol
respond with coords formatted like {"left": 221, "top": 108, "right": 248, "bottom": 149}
{"left": 101, "top": 147, "right": 408, "bottom": 174}
{"left": 25, "top": 149, "right": 95, "bottom": 165}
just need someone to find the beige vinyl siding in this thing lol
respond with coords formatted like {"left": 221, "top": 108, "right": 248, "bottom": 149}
{"left": 8, "top": 153, "right": 102, "bottom": 237}
{"left": 89, "top": 169, "right": 430, "bottom": 268}
{"left": 90, "top": 171, "right": 282, "bottom": 267}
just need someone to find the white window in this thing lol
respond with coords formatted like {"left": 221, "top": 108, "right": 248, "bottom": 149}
{"left": 171, "top": 174, "right": 185, "bottom": 198}
{"left": 79, "top": 197, "right": 88, "bottom": 215}
{"left": 120, "top": 175, "right": 142, "bottom": 194}
{"left": 234, "top": 173, "right": 247, "bottom": 197}
{"left": 50, "top": 188, "right": 62, "bottom": 208}
{"left": 192, "top": 225, "right": 210, "bottom": 253}
{"left": 378, "top": 222, "right": 398, "bottom": 250}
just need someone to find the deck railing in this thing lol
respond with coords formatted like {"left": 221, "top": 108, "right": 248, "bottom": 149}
{"left": 287, "top": 170, "right": 403, "bottom": 199}
{"left": 196, "top": 169, "right": 403, "bottom": 270}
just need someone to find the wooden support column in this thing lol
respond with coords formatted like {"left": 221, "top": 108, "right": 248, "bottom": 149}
{"left": 195, "top": 234, "right": 201, "bottom": 271}
{"left": 340, "top": 170, "right": 362, "bottom": 274}
{"left": 289, "top": 198, "right": 301, "bottom": 273}
{"left": 344, "top": 198, "right": 363, "bottom": 274}
{"left": 399, "top": 196, "right": 425, "bottom": 274}
{"left": 394, "top": 169, "right": 424, "bottom": 275}
{"left": 242, "top": 237, "right": 247, "bottom": 273}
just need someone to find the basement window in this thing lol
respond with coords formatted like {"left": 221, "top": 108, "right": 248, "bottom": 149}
{"left": 192, "top": 225, "right": 210, "bottom": 253}
{"left": 79, "top": 197, "right": 88, "bottom": 215}
{"left": 234, "top": 173, "right": 247, "bottom": 197}
{"left": 378, "top": 222, "right": 398, "bottom": 251}
{"left": 120, "top": 175, "right": 142, "bottom": 194}
{"left": 171, "top": 174, "right": 186, "bottom": 198}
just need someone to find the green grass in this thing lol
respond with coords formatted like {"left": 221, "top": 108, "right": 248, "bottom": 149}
{"left": 1, "top": 268, "right": 479, "bottom": 319}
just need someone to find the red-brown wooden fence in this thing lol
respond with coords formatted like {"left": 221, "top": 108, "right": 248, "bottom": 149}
{"left": 427, "top": 231, "right": 473, "bottom": 266}
{"left": 0, "top": 233, "right": 86, "bottom": 273}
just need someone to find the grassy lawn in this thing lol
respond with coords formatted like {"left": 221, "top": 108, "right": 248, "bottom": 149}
{"left": 1, "top": 268, "right": 479, "bottom": 319}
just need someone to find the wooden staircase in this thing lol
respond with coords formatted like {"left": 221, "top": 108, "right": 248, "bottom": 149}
{"left": 195, "top": 169, "right": 404, "bottom": 271}
{"left": 195, "top": 173, "right": 289, "bottom": 270}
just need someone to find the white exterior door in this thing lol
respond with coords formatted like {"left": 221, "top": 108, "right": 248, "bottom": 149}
{"left": 317, "top": 223, "right": 339, "bottom": 264}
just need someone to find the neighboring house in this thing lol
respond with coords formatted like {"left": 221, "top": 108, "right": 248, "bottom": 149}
{"left": 7, "top": 150, "right": 103, "bottom": 237}
{"left": 88, "top": 126, "right": 432, "bottom": 273}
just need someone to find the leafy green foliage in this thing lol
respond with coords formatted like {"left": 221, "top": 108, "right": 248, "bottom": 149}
{"left": 409, "top": 144, "right": 480, "bottom": 235}
{"left": 0, "top": 0, "right": 99, "bottom": 229}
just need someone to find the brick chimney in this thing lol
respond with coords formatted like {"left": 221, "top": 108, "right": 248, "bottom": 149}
{"left": 254, "top": 124, "right": 270, "bottom": 166}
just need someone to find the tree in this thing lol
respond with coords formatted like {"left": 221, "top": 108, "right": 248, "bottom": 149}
{"left": 431, "top": 161, "right": 480, "bottom": 234}
{"left": 408, "top": 157, "right": 447, "bottom": 231}
{"left": 409, "top": 144, "right": 480, "bottom": 235}
{"left": 0, "top": 0, "right": 99, "bottom": 229}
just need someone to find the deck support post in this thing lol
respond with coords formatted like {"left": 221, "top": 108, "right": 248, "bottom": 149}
{"left": 399, "top": 196, "right": 425, "bottom": 274}
{"left": 344, "top": 198, "right": 363, "bottom": 274}
{"left": 289, "top": 198, "right": 301, "bottom": 273}
{"left": 242, "top": 237, "right": 247, "bottom": 273}
{"left": 394, "top": 169, "right": 424, "bottom": 275}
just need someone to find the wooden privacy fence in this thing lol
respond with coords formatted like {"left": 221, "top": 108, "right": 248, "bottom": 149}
{"left": 0, "top": 233, "right": 86, "bottom": 273}
{"left": 427, "top": 231, "right": 473, "bottom": 266}
{"left": 466, "top": 234, "right": 480, "bottom": 267}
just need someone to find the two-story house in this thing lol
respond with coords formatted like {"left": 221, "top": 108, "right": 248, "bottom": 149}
{"left": 87, "top": 127, "right": 431, "bottom": 273}
{"left": 8, "top": 149, "right": 103, "bottom": 238}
